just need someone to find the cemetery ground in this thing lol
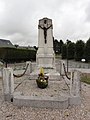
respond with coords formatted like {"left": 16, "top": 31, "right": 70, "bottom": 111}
{"left": 0, "top": 62, "right": 90, "bottom": 120}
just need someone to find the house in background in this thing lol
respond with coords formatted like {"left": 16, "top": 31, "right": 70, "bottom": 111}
{"left": 0, "top": 39, "right": 14, "bottom": 48}
{"left": 0, "top": 39, "right": 36, "bottom": 50}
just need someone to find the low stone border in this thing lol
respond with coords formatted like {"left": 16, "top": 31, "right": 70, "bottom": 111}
{"left": 2, "top": 62, "right": 81, "bottom": 109}
{"left": 13, "top": 92, "right": 81, "bottom": 109}
{"left": 13, "top": 92, "right": 69, "bottom": 109}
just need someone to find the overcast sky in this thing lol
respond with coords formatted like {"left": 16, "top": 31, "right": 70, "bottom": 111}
{"left": 0, "top": 0, "right": 90, "bottom": 46}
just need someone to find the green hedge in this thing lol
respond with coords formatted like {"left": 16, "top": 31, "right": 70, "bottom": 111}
{"left": 0, "top": 47, "right": 36, "bottom": 63}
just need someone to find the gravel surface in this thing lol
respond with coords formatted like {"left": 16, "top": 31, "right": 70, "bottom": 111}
{"left": 0, "top": 76, "right": 90, "bottom": 120}
{"left": 14, "top": 78, "right": 70, "bottom": 97}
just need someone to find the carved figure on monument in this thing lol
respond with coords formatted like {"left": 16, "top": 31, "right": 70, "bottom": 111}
{"left": 38, "top": 21, "right": 52, "bottom": 44}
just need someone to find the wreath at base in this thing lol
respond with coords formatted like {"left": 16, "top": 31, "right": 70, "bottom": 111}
{"left": 36, "top": 73, "right": 48, "bottom": 89}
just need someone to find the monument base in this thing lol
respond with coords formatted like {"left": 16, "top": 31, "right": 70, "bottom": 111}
{"left": 36, "top": 53, "right": 55, "bottom": 68}
{"left": 29, "top": 67, "right": 60, "bottom": 80}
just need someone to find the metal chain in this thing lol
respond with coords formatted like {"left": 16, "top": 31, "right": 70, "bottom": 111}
{"left": 14, "top": 79, "right": 25, "bottom": 90}
{"left": 63, "top": 63, "right": 70, "bottom": 80}
{"left": 13, "top": 63, "right": 29, "bottom": 78}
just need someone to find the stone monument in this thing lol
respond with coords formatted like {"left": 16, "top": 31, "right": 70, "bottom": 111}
{"left": 36, "top": 17, "right": 55, "bottom": 68}
{"left": 30, "top": 17, "right": 60, "bottom": 80}
{"left": 2, "top": 18, "right": 81, "bottom": 108}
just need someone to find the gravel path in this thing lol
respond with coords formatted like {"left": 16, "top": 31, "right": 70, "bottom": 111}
{"left": 0, "top": 76, "right": 90, "bottom": 120}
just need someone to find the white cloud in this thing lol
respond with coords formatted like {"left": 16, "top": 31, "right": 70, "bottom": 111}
{"left": 0, "top": 0, "right": 90, "bottom": 46}
{"left": 85, "top": 2, "right": 90, "bottom": 22}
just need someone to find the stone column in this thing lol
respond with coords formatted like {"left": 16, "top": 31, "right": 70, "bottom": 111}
{"left": 26, "top": 61, "right": 32, "bottom": 75}
{"left": 69, "top": 70, "right": 81, "bottom": 105}
{"left": 2, "top": 67, "right": 14, "bottom": 101}
{"left": 70, "top": 70, "right": 81, "bottom": 96}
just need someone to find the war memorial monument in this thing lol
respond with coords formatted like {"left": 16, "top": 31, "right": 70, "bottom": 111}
{"left": 2, "top": 17, "right": 81, "bottom": 109}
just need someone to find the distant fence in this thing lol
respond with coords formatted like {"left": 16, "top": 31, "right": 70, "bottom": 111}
{"left": 67, "top": 60, "right": 90, "bottom": 69}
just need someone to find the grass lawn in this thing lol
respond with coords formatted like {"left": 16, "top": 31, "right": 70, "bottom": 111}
{"left": 81, "top": 73, "right": 90, "bottom": 84}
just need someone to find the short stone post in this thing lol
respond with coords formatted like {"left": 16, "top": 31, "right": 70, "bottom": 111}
{"left": 26, "top": 61, "right": 32, "bottom": 75}
{"left": 2, "top": 67, "right": 14, "bottom": 101}
{"left": 60, "top": 60, "right": 66, "bottom": 75}
{"left": 69, "top": 70, "right": 81, "bottom": 105}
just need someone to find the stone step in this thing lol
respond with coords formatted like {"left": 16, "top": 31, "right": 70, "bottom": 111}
{"left": 13, "top": 93, "right": 69, "bottom": 109}
{"left": 29, "top": 69, "right": 61, "bottom": 80}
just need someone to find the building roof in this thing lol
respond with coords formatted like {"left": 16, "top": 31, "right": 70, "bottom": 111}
{"left": 0, "top": 39, "right": 14, "bottom": 48}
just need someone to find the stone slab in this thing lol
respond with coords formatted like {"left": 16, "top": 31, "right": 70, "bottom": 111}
{"left": 13, "top": 93, "right": 69, "bottom": 109}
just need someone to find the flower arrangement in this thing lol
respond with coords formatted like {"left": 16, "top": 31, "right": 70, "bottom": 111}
{"left": 36, "top": 67, "right": 48, "bottom": 89}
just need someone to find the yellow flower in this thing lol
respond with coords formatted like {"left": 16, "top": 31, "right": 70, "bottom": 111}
{"left": 40, "top": 67, "right": 44, "bottom": 76}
